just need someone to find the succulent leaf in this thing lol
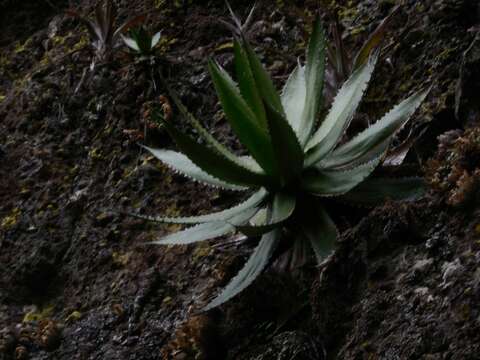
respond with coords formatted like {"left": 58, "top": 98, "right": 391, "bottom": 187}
{"left": 234, "top": 192, "right": 296, "bottom": 236}
{"left": 130, "top": 189, "right": 267, "bottom": 224}
{"left": 203, "top": 228, "right": 281, "bottom": 310}
{"left": 305, "top": 52, "right": 378, "bottom": 166}
{"left": 208, "top": 60, "right": 276, "bottom": 175}
{"left": 300, "top": 204, "right": 337, "bottom": 264}
{"left": 299, "top": 18, "right": 326, "bottom": 145}
{"left": 281, "top": 64, "right": 307, "bottom": 137}
{"left": 320, "top": 88, "right": 429, "bottom": 168}
{"left": 159, "top": 82, "right": 262, "bottom": 173}
{"left": 148, "top": 208, "right": 257, "bottom": 245}
{"left": 242, "top": 40, "right": 284, "bottom": 115}
{"left": 122, "top": 35, "right": 140, "bottom": 51}
{"left": 264, "top": 102, "right": 304, "bottom": 185}
{"left": 143, "top": 147, "right": 247, "bottom": 191}
{"left": 340, "top": 177, "right": 425, "bottom": 205}
{"left": 151, "top": 31, "right": 161, "bottom": 47}
{"left": 234, "top": 40, "right": 267, "bottom": 129}
{"left": 302, "top": 156, "right": 382, "bottom": 196}
{"left": 158, "top": 113, "right": 268, "bottom": 187}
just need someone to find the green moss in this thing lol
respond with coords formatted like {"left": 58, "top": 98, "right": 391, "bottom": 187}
{"left": 65, "top": 311, "right": 82, "bottom": 323}
{"left": 350, "top": 26, "right": 366, "bottom": 36}
{"left": 23, "top": 304, "right": 55, "bottom": 323}
{"left": 73, "top": 34, "right": 89, "bottom": 51}
{"left": 1, "top": 208, "right": 21, "bottom": 229}
{"left": 14, "top": 38, "right": 33, "bottom": 53}
{"left": 192, "top": 243, "right": 213, "bottom": 262}
{"left": 88, "top": 147, "right": 103, "bottom": 160}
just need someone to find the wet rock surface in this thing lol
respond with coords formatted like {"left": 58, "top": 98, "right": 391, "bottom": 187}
{"left": 0, "top": 0, "right": 479, "bottom": 359}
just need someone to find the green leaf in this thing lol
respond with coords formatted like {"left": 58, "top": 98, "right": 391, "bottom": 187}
{"left": 264, "top": 102, "right": 304, "bottom": 185}
{"left": 129, "top": 189, "right": 267, "bottom": 224}
{"left": 305, "top": 52, "right": 378, "bottom": 166}
{"left": 203, "top": 228, "right": 281, "bottom": 310}
{"left": 158, "top": 114, "right": 268, "bottom": 187}
{"left": 208, "top": 60, "right": 276, "bottom": 175}
{"left": 143, "top": 147, "right": 246, "bottom": 191}
{"left": 234, "top": 192, "right": 296, "bottom": 236}
{"left": 319, "top": 89, "right": 429, "bottom": 168}
{"left": 302, "top": 156, "right": 382, "bottom": 196}
{"left": 300, "top": 204, "right": 337, "bottom": 264}
{"left": 234, "top": 40, "right": 267, "bottom": 129}
{"left": 158, "top": 80, "right": 262, "bottom": 174}
{"left": 242, "top": 40, "right": 284, "bottom": 114}
{"left": 299, "top": 17, "right": 326, "bottom": 145}
{"left": 340, "top": 177, "right": 426, "bottom": 205}
{"left": 148, "top": 209, "right": 257, "bottom": 245}
{"left": 281, "top": 64, "right": 307, "bottom": 138}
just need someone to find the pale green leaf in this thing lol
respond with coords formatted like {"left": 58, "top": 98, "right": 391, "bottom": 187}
{"left": 305, "top": 52, "right": 378, "bottom": 166}
{"left": 129, "top": 189, "right": 267, "bottom": 224}
{"left": 151, "top": 31, "right": 161, "bottom": 47}
{"left": 299, "top": 17, "right": 326, "bottom": 145}
{"left": 144, "top": 147, "right": 247, "bottom": 191}
{"left": 159, "top": 80, "right": 262, "bottom": 174}
{"left": 320, "top": 89, "right": 429, "bottom": 168}
{"left": 158, "top": 113, "right": 268, "bottom": 187}
{"left": 148, "top": 209, "right": 257, "bottom": 245}
{"left": 300, "top": 204, "right": 337, "bottom": 264}
{"left": 122, "top": 35, "right": 140, "bottom": 51}
{"left": 234, "top": 192, "right": 296, "bottom": 236}
{"left": 203, "top": 228, "right": 281, "bottom": 310}
{"left": 281, "top": 64, "right": 306, "bottom": 137}
{"left": 302, "top": 156, "right": 382, "bottom": 196}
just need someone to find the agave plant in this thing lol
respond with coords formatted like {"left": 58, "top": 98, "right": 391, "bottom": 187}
{"left": 136, "top": 18, "right": 428, "bottom": 310}
{"left": 66, "top": 0, "right": 145, "bottom": 61}
{"left": 122, "top": 27, "right": 161, "bottom": 56}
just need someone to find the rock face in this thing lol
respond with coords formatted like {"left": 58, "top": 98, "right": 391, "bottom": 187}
{"left": 0, "top": 0, "right": 479, "bottom": 359}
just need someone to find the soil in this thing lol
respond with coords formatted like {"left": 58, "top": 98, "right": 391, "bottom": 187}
{"left": 1, "top": 0, "right": 479, "bottom": 359}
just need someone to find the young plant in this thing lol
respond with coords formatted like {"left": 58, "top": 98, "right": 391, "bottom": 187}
{"left": 137, "top": 18, "right": 428, "bottom": 310}
{"left": 326, "top": 6, "right": 400, "bottom": 97}
{"left": 66, "top": 0, "right": 145, "bottom": 61}
{"left": 122, "top": 27, "right": 161, "bottom": 56}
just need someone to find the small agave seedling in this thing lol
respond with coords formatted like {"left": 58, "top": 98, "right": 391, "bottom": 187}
{"left": 137, "top": 18, "right": 429, "bottom": 310}
{"left": 67, "top": 0, "right": 146, "bottom": 61}
{"left": 326, "top": 6, "right": 400, "bottom": 97}
{"left": 122, "top": 27, "right": 161, "bottom": 56}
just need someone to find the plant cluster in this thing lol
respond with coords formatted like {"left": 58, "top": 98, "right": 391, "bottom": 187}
{"left": 134, "top": 13, "right": 429, "bottom": 310}
{"left": 66, "top": 0, "right": 148, "bottom": 61}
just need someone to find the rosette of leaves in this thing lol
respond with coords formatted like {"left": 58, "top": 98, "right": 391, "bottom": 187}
{"left": 137, "top": 18, "right": 428, "bottom": 310}
{"left": 122, "top": 27, "right": 161, "bottom": 56}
